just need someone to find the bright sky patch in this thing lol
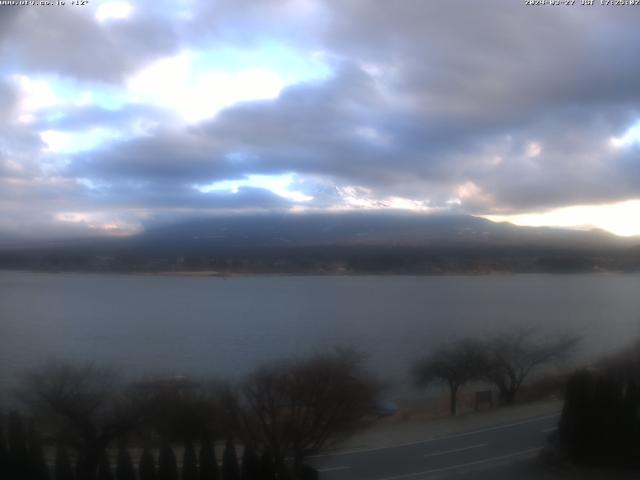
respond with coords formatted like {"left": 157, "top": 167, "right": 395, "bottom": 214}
{"left": 485, "top": 199, "right": 640, "bottom": 237}
{"left": 55, "top": 211, "right": 142, "bottom": 236}
{"left": 40, "top": 128, "right": 121, "bottom": 154}
{"left": 610, "top": 121, "right": 640, "bottom": 149}
{"left": 335, "top": 186, "right": 433, "bottom": 212}
{"left": 195, "top": 173, "right": 313, "bottom": 203}
{"left": 126, "top": 45, "right": 330, "bottom": 123}
{"left": 95, "top": 2, "right": 133, "bottom": 23}
{"left": 13, "top": 74, "right": 126, "bottom": 123}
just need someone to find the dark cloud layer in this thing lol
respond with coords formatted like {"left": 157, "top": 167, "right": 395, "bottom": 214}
{"left": 1, "top": 5, "right": 176, "bottom": 82}
{"left": 2, "top": 1, "right": 640, "bottom": 236}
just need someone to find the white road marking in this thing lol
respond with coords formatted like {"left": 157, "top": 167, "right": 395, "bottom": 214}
{"left": 310, "top": 413, "right": 559, "bottom": 458}
{"left": 374, "top": 446, "right": 542, "bottom": 480}
{"left": 317, "top": 465, "right": 352, "bottom": 473}
{"left": 423, "top": 443, "right": 487, "bottom": 458}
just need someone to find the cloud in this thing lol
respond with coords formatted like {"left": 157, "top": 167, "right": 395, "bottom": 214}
{"left": 0, "top": 77, "right": 21, "bottom": 131}
{"left": 0, "top": 0, "right": 325, "bottom": 83}
{"left": 51, "top": 52, "right": 640, "bottom": 224}
{"left": 3, "top": 1, "right": 640, "bottom": 238}
{"left": 0, "top": 3, "right": 177, "bottom": 82}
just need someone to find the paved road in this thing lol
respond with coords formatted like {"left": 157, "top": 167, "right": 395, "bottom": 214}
{"left": 309, "top": 413, "right": 559, "bottom": 480}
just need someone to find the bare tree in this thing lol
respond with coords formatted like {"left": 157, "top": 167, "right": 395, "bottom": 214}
{"left": 413, "top": 339, "right": 487, "bottom": 415}
{"left": 20, "top": 362, "right": 148, "bottom": 480}
{"left": 231, "top": 349, "right": 378, "bottom": 477}
{"left": 483, "top": 329, "right": 579, "bottom": 405}
{"left": 139, "top": 382, "right": 225, "bottom": 443}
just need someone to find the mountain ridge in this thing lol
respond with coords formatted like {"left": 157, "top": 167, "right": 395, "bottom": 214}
{"left": 1, "top": 212, "right": 639, "bottom": 274}
{"left": 128, "top": 212, "right": 635, "bottom": 252}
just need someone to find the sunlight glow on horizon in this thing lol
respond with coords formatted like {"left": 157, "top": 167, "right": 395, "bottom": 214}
{"left": 484, "top": 199, "right": 640, "bottom": 237}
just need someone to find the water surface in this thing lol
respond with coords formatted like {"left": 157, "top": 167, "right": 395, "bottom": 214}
{"left": 1, "top": 271, "right": 639, "bottom": 396}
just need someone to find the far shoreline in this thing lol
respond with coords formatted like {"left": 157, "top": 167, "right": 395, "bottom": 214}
{"left": 0, "top": 268, "right": 634, "bottom": 278}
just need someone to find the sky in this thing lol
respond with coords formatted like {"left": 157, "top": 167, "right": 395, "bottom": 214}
{"left": 1, "top": 0, "right": 640, "bottom": 239}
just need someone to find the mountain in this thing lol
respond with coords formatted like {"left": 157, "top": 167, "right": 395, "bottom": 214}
{"left": 1, "top": 213, "right": 639, "bottom": 274}
{"left": 126, "top": 212, "right": 632, "bottom": 252}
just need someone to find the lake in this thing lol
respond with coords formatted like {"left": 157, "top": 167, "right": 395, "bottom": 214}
{"left": 1, "top": 271, "right": 639, "bottom": 398}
